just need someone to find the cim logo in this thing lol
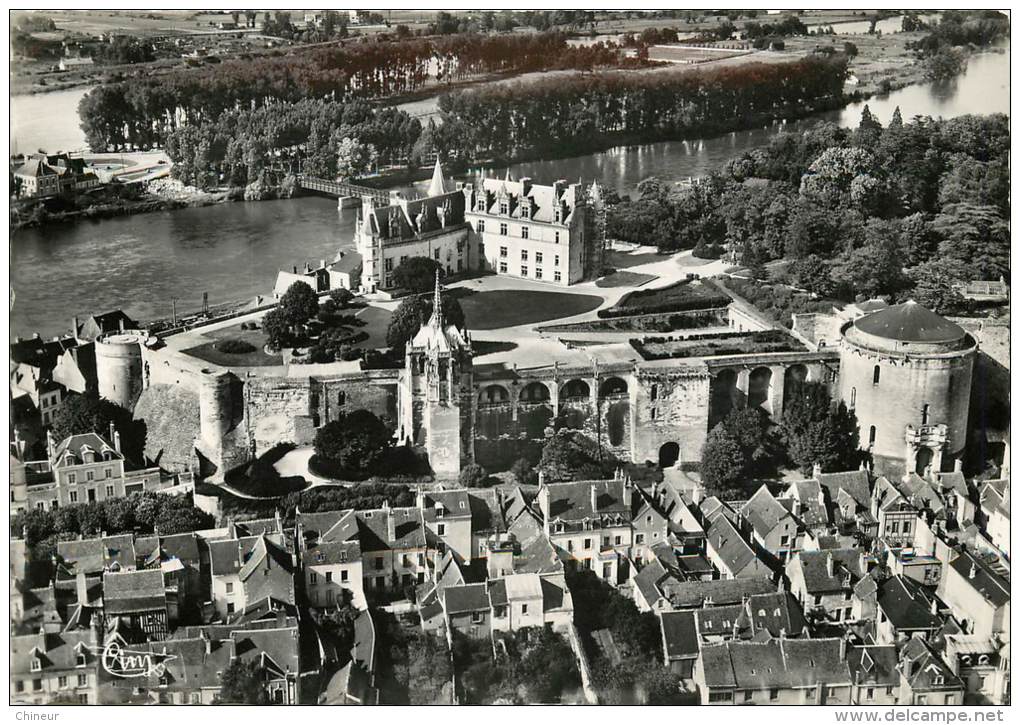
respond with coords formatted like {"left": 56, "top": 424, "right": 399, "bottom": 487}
{"left": 100, "top": 640, "right": 176, "bottom": 679}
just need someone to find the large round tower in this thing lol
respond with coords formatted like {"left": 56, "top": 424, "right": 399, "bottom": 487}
{"left": 838, "top": 301, "right": 976, "bottom": 476}
{"left": 96, "top": 329, "right": 152, "bottom": 410}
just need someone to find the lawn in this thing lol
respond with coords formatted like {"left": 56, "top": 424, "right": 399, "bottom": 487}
{"left": 459, "top": 290, "right": 604, "bottom": 330}
{"left": 606, "top": 249, "right": 664, "bottom": 269}
{"left": 182, "top": 324, "right": 282, "bottom": 367}
{"left": 600, "top": 278, "right": 730, "bottom": 318}
{"left": 355, "top": 304, "right": 394, "bottom": 349}
{"left": 595, "top": 270, "right": 658, "bottom": 289}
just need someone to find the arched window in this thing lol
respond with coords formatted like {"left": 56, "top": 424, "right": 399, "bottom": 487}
{"left": 921, "top": 403, "right": 930, "bottom": 425}
{"left": 873, "top": 365, "right": 881, "bottom": 386}
{"left": 850, "top": 387, "right": 856, "bottom": 409}
{"left": 869, "top": 425, "right": 877, "bottom": 447}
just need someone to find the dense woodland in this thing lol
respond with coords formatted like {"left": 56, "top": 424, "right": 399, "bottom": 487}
{"left": 608, "top": 111, "right": 1009, "bottom": 311}
{"left": 433, "top": 55, "right": 848, "bottom": 162}
{"left": 78, "top": 31, "right": 638, "bottom": 152}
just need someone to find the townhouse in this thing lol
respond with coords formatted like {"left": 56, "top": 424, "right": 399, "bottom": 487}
{"left": 786, "top": 548, "right": 867, "bottom": 623}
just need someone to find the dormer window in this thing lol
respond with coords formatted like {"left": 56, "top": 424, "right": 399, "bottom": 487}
{"left": 436, "top": 505, "right": 445, "bottom": 518}
{"left": 499, "top": 201, "right": 508, "bottom": 216}
{"left": 31, "top": 658, "right": 42, "bottom": 673}
{"left": 521, "top": 203, "right": 530, "bottom": 219}
{"left": 554, "top": 207, "right": 561, "bottom": 223}
{"left": 978, "top": 655, "right": 990, "bottom": 666}
{"left": 476, "top": 197, "right": 486, "bottom": 212}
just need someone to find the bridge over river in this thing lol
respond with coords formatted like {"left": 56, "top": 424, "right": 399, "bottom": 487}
{"left": 294, "top": 174, "right": 391, "bottom": 204}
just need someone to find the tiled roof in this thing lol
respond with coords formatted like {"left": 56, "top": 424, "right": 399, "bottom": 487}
{"left": 103, "top": 568, "right": 166, "bottom": 614}
{"left": 11, "top": 630, "right": 98, "bottom": 676}
{"left": 949, "top": 551, "right": 1009, "bottom": 607}
{"left": 661, "top": 610, "right": 700, "bottom": 659}
{"left": 443, "top": 583, "right": 489, "bottom": 614}
{"left": 231, "top": 625, "right": 302, "bottom": 678}
{"left": 899, "top": 638, "right": 964, "bottom": 691}
{"left": 57, "top": 534, "right": 136, "bottom": 576}
{"left": 707, "top": 515, "right": 764, "bottom": 577}
{"left": 846, "top": 645, "right": 898, "bottom": 686}
{"left": 663, "top": 577, "right": 775, "bottom": 609}
{"left": 51, "top": 432, "right": 121, "bottom": 466}
{"left": 792, "top": 548, "right": 865, "bottom": 594}
{"left": 544, "top": 479, "right": 630, "bottom": 521}
{"left": 741, "top": 485, "right": 796, "bottom": 538}
{"left": 700, "top": 638, "right": 852, "bottom": 690}
{"left": 876, "top": 575, "right": 941, "bottom": 632}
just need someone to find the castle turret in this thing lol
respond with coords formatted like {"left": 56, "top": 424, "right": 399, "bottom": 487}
{"left": 838, "top": 300, "right": 976, "bottom": 477}
{"left": 95, "top": 329, "right": 151, "bottom": 410}
{"left": 427, "top": 158, "right": 448, "bottom": 197}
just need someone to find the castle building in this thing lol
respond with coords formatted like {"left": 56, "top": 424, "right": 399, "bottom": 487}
{"left": 352, "top": 161, "right": 606, "bottom": 293}
{"left": 838, "top": 301, "right": 977, "bottom": 477}
{"left": 463, "top": 173, "right": 605, "bottom": 286}
{"left": 355, "top": 160, "right": 470, "bottom": 293}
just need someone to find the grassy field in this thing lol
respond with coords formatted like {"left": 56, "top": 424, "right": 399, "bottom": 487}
{"left": 460, "top": 289, "right": 604, "bottom": 330}
{"left": 595, "top": 270, "right": 658, "bottom": 288}
{"left": 182, "top": 323, "right": 281, "bottom": 367}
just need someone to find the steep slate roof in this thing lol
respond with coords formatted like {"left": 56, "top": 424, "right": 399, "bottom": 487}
{"left": 816, "top": 470, "right": 870, "bottom": 510}
{"left": 51, "top": 432, "right": 120, "bottom": 466}
{"left": 476, "top": 176, "right": 582, "bottom": 225}
{"left": 11, "top": 630, "right": 98, "bottom": 677}
{"left": 544, "top": 479, "right": 630, "bottom": 521}
{"left": 847, "top": 645, "right": 899, "bottom": 686}
{"left": 707, "top": 515, "right": 764, "bottom": 577}
{"left": 231, "top": 625, "right": 302, "bottom": 679}
{"left": 660, "top": 610, "right": 700, "bottom": 659}
{"left": 208, "top": 536, "right": 263, "bottom": 577}
{"left": 785, "top": 478, "right": 829, "bottom": 529}
{"left": 237, "top": 536, "right": 296, "bottom": 606}
{"left": 949, "top": 551, "right": 1009, "bottom": 607}
{"left": 103, "top": 568, "right": 166, "bottom": 614}
{"left": 899, "top": 638, "right": 964, "bottom": 691}
{"left": 700, "top": 638, "right": 852, "bottom": 690}
{"left": 876, "top": 575, "right": 941, "bottom": 632}
{"left": 741, "top": 485, "right": 797, "bottom": 538}
{"left": 443, "top": 583, "right": 489, "bottom": 614}
{"left": 664, "top": 577, "right": 775, "bottom": 610}
{"left": 791, "top": 548, "right": 865, "bottom": 594}
{"left": 854, "top": 301, "right": 966, "bottom": 344}
{"left": 57, "top": 534, "right": 136, "bottom": 576}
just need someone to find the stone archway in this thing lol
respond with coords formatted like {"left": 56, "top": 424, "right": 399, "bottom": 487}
{"left": 915, "top": 447, "right": 934, "bottom": 476}
{"left": 659, "top": 441, "right": 680, "bottom": 468}
{"left": 748, "top": 367, "right": 773, "bottom": 413}
{"left": 709, "top": 368, "right": 738, "bottom": 428}
{"left": 599, "top": 376, "right": 628, "bottom": 397}
{"left": 520, "top": 381, "right": 551, "bottom": 402}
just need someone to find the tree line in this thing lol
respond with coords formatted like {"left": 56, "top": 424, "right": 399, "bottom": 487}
{"left": 608, "top": 110, "right": 1009, "bottom": 313}
{"left": 433, "top": 55, "right": 849, "bottom": 162}
{"left": 78, "top": 31, "right": 638, "bottom": 152}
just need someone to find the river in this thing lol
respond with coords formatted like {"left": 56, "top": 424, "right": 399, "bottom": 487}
{"left": 9, "top": 43, "right": 1009, "bottom": 338}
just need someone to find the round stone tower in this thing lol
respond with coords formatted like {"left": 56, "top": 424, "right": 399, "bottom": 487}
{"left": 198, "top": 368, "right": 237, "bottom": 453}
{"left": 96, "top": 329, "right": 152, "bottom": 410}
{"left": 838, "top": 300, "right": 976, "bottom": 476}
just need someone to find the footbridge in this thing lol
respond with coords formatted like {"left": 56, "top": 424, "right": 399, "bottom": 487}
{"left": 295, "top": 174, "right": 391, "bottom": 203}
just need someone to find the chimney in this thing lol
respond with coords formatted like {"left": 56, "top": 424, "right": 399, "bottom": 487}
{"left": 319, "top": 259, "right": 326, "bottom": 270}
{"left": 969, "top": 562, "right": 977, "bottom": 580}
{"left": 108, "top": 421, "right": 116, "bottom": 445}
{"left": 859, "top": 552, "right": 868, "bottom": 576}
{"left": 200, "top": 628, "right": 212, "bottom": 655}
{"left": 113, "top": 431, "right": 121, "bottom": 454}
{"left": 826, "top": 552, "right": 834, "bottom": 577}
{"left": 930, "top": 597, "right": 938, "bottom": 616}
{"left": 779, "top": 627, "right": 787, "bottom": 639}
{"left": 590, "top": 483, "right": 598, "bottom": 514}
{"left": 118, "top": 317, "right": 125, "bottom": 332}
{"left": 812, "top": 462, "right": 822, "bottom": 479}
{"left": 72, "top": 315, "right": 79, "bottom": 338}
{"left": 293, "top": 265, "right": 298, "bottom": 274}
{"left": 33, "top": 332, "right": 41, "bottom": 340}
{"left": 537, "top": 470, "right": 545, "bottom": 487}
{"left": 415, "top": 487, "right": 425, "bottom": 512}
{"left": 622, "top": 477, "right": 633, "bottom": 509}
{"left": 954, "top": 458, "right": 963, "bottom": 473}
{"left": 385, "top": 507, "right": 396, "bottom": 544}
{"left": 839, "top": 634, "right": 848, "bottom": 661}
{"left": 46, "top": 430, "right": 56, "bottom": 459}
{"left": 76, "top": 570, "right": 88, "bottom": 605}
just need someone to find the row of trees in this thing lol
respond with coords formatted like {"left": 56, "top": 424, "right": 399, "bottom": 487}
{"left": 434, "top": 55, "right": 849, "bottom": 162}
{"left": 609, "top": 110, "right": 1009, "bottom": 312}
{"left": 78, "top": 31, "right": 636, "bottom": 152}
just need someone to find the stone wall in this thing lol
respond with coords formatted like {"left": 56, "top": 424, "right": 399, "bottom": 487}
{"left": 631, "top": 368, "right": 711, "bottom": 466}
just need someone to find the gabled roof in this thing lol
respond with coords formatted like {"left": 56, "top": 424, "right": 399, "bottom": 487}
{"left": 700, "top": 638, "right": 852, "bottom": 690}
{"left": 51, "top": 432, "right": 120, "bottom": 467}
{"left": 661, "top": 610, "right": 699, "bottom": 659}
{"left": 57, "top": 534, "right": 136, "bottom": 576}
{"left": 103, "top": 568, "right": 166, "bottom": 614}
{"left": 847, "top": 645, "right": 898, "bottom": 686}
{"left": 741, "top": 485, "right": 797, "bottom": 539}
{"left": 815, "top": 469, "right": 870, "bottom": 510}
{"left": 543, "top": 479, "right": 631, "bottom": 522}
{"left": 899, "top": 638, "right": 964, "bottom": 691}
{"left": 949, "top": 550, "right": 1009, "bottom": 607}
{"left": 11, "top": 629, "right": 98, "bottom": 676}
{"left": 663, "top": 577, "right": 775, "bottom": 610}
{"left": 876, "top": 575, "right": 941, "bottom": 632}
{"left": 790, "top": 548, "right": 865, "bottom": 594}
{"left": 231, "top": 625, "right": 302, "bottom": 679}
{"left": 443, "top": 583, "right": 489, "bottom": 614}
{"left": 707, "top": 515, "right": 765, "bottom": 577}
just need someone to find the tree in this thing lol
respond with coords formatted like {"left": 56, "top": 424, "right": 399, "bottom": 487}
{"left": 700, "top": 422, "right": 750, "bottom": 498}
{"left": 781, "top": 382, "right": 862, "bottom": 475}
{"left": 312, "top": 410, "right": 392, "bottom": 474}
{"left": 329, "top": 287, "right": 354, "bottom": 308}
{"left": 261, "top": 308, "right": 290, "bottom": 351}
{"left": 925, "top": 47, "right": 966, "bottom": 82}
{"left": 385, "top": 292, "right": 465, "bottom": 351}
{"left": 510, "top": 457, "right": 537, "bottom": 486}
{"left": 278, "top": 280, "right": 320, "bottom": 328}
{"left": 458, "top": 463, "right": 488, "bottom": 488}
{"left": 829, "top": 218, "right": 909, "bottom": 300}
{"left": 905, "top": 259, "right": 969, "bottom": 315}
{"left": 50, "top": 393, "right": 141, "bottom": 460}
{"left": 392, "top": 257, "right": 444, "bottom": 293}
{"left": 932, "top": 203, "right": 1010, "bottom": 280}
{"left": 537, "top": 430, "right": 616, "bottom": 483}
{"left": 218, "top": 660, "right": 269, "bottom": 704}
{"left": 335, "top": 137, "right": 377, "bottom": 180}
{"left": 397, "top": 633, "right": 454, "bottom": 705}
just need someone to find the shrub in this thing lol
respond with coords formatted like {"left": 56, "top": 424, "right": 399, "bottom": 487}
{"left": 510, "top": 457, "right": 537, "bottom": 486}
{"left": 214, "top": 338, "right": 257, "bottom": 354}
{"left": 459, "top": 463, "right": 488, "bottom": 488}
